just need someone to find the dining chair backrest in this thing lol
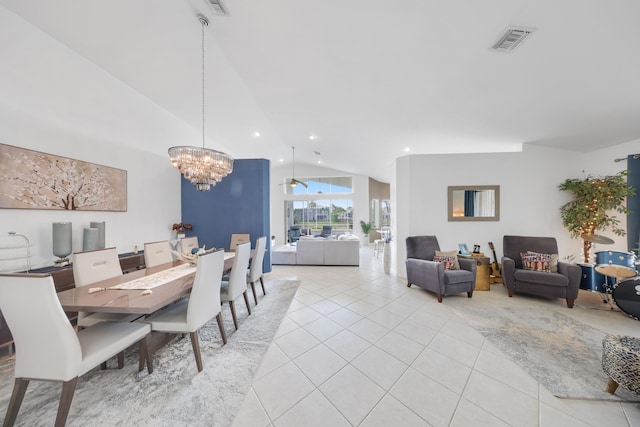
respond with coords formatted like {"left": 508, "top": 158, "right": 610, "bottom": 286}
{"left": 179, "top": 236, "right": 199, "bottom": 254}
{"left": 0, "top": 273, "right": 81, "bottom": 381}
{"left": 73, "top": 247, "right": 123, "bottom": 287}
{"left": 229, "top": 233, "right": 250, "bottom": 252}
{"left": 144, "top": 240, "right": 173, "bottom": 267}
{"left": 248, "top": 236, "right": 267, "bottom": 284}
{"left": 187, "top": 249, "right": 225, "bottom": 330}
{"left": 226, "top": 241, "right": 251, "bottom": 299}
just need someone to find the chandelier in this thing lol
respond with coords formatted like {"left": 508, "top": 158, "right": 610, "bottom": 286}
{"left": 168, "top": 13, "right": 233, "bottom": 192}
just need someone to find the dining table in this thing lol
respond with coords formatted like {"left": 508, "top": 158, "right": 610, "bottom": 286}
{"left": 57, "top": 252, "right": 238, "bottom": 371}
{"left": 57, "top": 252, "right": 236, "bottom": 315}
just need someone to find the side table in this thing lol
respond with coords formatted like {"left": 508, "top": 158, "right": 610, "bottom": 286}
{"left": 458, "top": 254, "right": 491, "bottom": 291}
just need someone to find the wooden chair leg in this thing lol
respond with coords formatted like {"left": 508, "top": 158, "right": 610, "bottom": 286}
{"left": 606, "top": 378, "right": 619, "bottom": 394}
{"left": 190, "top": 331, "right": 203, "bottom": 372}
{"left": 55, "top": 377, "right": 78, "bottom": 427}
{"left": 216, "top": 313, "right": 228, "bottom": 345}
{"left": 250, "top": 282, "right": 258, "bottom": 305}
{"left": 437, "top": 293, "right": 443, "bottom": 303}
{"left": 4, "top": 378, "right": 29, "bottom": 426}
{"left": 229, "top": 301, "right": 238, "bottom": 330}
{"left": 100, "top": 361, "right": 108, "bottom": 370}
{"left": 467, "top": 291, "right": 473, "bottom": 298}
{"left": 566, "top": 298, "right": 575, "bottom": 308}
{"left": 117, "top": 351, "right": 125, "bottom": 369}
{"left": 139, "top": 334, "right": 153, "bottom": 374}
{"left": 243, "top": 291, "right": 252, "bottom": 315}
{"left": 260, "top": 277, "right": 266, "bottom": 295}
{"left": 508, "top": 288, "right": 514, "bottom": 297}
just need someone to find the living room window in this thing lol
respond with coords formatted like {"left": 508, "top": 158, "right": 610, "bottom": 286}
{"left": 288, "top": 199, "right": 353, "bottom": 235}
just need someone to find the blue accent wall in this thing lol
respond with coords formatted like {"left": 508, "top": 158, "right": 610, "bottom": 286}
{"left": 180, "top": 158, "right": 271, "bottom": 272}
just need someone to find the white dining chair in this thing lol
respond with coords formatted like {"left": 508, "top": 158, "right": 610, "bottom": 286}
{"left": 229, "top": 233, "right": 250, "bottom": 252}
{"left": 144, "top": 240, "right": 173, "bottom": 267}
{"left": 0, "top": 273, "right": 152, "bottom": 427}
{"left": 143, "top": 249, "right": 227, "bottom": 373}
{"left": 179, "top": 236, "right": 199, "bottom": 254}
{"left": 73, "top": 248, "right": 141, "bottom": 331}
{"left": 221, "top": 241, "right": 252, "bottom": 330}
{"left": 247, "top": 236, "right": 267, "bottom": 305}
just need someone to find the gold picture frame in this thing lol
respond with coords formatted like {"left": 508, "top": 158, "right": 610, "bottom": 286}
{"left": 0, "top": 144, "right": 127, "bottom": 211}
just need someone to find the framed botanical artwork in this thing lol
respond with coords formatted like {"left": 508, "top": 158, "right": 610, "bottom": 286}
{"left": 0, "top": 143, "right": 127, "bottom": 211}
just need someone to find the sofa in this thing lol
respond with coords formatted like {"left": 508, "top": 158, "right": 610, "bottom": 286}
{"left": 272, "top": 237, "right": 360, "bottom": 266}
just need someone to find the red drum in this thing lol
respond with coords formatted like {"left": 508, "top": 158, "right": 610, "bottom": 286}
{"left": 595, "top": 250, "right": 637, "bottom": 277}
{"left": 612, "top": 277, "right": 640, "bottom": 320}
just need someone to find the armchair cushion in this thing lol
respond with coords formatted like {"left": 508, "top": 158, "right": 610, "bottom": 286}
{"left": 433, "top": 255, "right": 458, "bottom": 270}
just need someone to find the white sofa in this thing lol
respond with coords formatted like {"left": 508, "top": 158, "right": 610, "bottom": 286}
{"left": 272, "top": 237, "right": 360, "bottom": 266}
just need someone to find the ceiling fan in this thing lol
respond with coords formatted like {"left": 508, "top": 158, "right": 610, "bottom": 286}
{"left": 281, "top": 146, "right": 308, "bottom": 188}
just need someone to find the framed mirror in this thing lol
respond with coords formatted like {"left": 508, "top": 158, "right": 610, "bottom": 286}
{"left": 448, "top": 185, "right": 500, "bottom": 221}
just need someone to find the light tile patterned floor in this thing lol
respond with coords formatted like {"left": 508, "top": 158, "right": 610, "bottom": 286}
{"left": 233, "top": 247, "right": 640, "bottom": 426}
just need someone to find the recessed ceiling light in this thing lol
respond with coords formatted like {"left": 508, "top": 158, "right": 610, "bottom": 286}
{"left": 279, "top": 158, "right": 284, "bottom": 162}
{"left": 309, "top": 134, "right": 317, "bottom": 140}
{"left": 404, "top": 147, "right": 411, "bottom": 152}
{"left": 317, "top": 160, "right": 322, "bottom": 164}
{"left": 253, "top": 131, "right": 261, "bottom": 137}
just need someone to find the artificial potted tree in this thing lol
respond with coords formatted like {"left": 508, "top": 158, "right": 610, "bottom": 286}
{"left": 558, "top": 170, "right": 635, "bottom": 262}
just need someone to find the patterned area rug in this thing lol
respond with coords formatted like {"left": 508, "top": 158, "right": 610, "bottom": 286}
{"left": 453, "top": 306, "right": 640, "bottom": 402}
{"left": 0, "top": 279, "right": 300, "bottom": 426}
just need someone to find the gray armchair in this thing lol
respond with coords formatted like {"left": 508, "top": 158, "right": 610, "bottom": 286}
{"left": 405, "top": 236, "right": 477, "bottom": 302}
{"left": 502, "top": 235, "right": 581, "bottom": 308}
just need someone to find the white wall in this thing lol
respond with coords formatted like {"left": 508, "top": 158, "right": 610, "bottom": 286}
{"left": 270, "top": 163, "right": 369, "bottom": 245}
{"left": 0, "top": 8, "right": 190, "bottom": 269}
{"left": 393, "top": 144, "right": 589, "bottom": 278}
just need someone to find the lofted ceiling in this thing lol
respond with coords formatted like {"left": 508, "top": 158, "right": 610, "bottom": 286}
{"left": 2, "top": 0, "right": 640, "bottom": 182}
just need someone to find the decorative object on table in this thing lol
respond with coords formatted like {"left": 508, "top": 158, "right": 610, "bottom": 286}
{"left": 168, "top": 14, "right": 233, "bottom": 192}
{"left": 472, "top": 244, "right": 481, "bottom": 254}
{"left": 0, "top": 232, "right": 32, "bottom": 273}
{"left": 90, "top": 221, "right": 106, "bottom": 249}
{"left": 458, "top": 243, "right": 470, "bottom": 255}
{"left": 82, "top": 227, "right": 100, "bottom": 252}
{"left": 133, "top": 245, "right": 139, "bottom": 254}
{"left": 172, "top": 222, "right": 193, "bottom": 239}
{"left": 52, "top": 222, "right": 72, "bottom": 266}
{"left": 559, "top": 170, "right": 635, "bottom": 262}
{"left": 172, "top": 246, "right": 214, "bottom": 266}
{"left": 0, "top": 143, "right": 127, "bottom": 211}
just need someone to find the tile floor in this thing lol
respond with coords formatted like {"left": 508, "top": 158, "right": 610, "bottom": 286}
{"left": 233, "top": 247, "right": 640, "bottom": 427}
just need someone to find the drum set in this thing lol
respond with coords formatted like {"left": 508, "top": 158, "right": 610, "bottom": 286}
{"left": 578, "top": 234, "right": 640, "bottom": 319}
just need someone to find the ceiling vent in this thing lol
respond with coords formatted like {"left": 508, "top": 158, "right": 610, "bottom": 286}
{"left": 203, "top": 0, "right": 230, "bottom": 16}
{"left": 492, "top": 26, "right": 535, "bottom": 52}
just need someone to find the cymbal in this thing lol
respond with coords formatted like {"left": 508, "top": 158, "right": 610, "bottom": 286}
{"left": 581, "top": 234, "right": 615, "bottom": 244}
